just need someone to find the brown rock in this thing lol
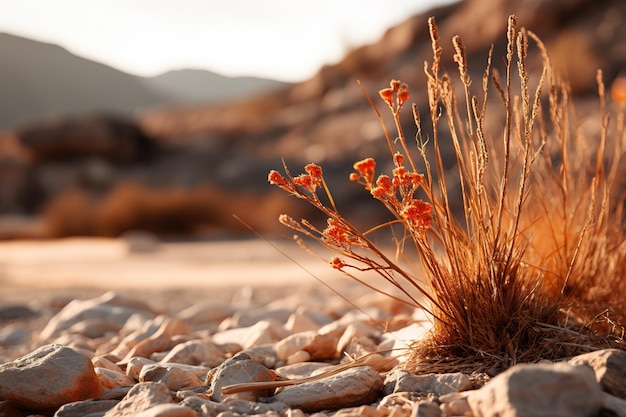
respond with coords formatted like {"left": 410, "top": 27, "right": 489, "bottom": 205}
{"left": 96, "top": 367, "right": 135, "bottom": 390}
{"left": 0, "top": 344, "right": 102, "bottom": 411}
{"left": 270, "top": 365, "right": 383, "bottom": 413}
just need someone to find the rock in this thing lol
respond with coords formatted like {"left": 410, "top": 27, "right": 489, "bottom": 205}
{"left": 240, "top": 344, "right": 280, "bottom": 369}
{"left": 40, "top": 292, "right": 154, "bottom": 340}
{"left": 53, "top": 399, "right": 119, "bottom": 417}
{"left": 226, "top": 307, "right": 294, "bottom": 328}
{"left": 569, "top": 348, "right": 626, "bottom": 398}
{"left": 0, "top": 400, "right": 30, "bottom": 417}
{"left": 412, "top": 400, "right": 443, "bottom": 417}
{"left": 466, "top": 362, "right": 603, "bottom": 417}
{"left": 378, "top": 322, "right": 431, "bottom": 360}
{"left": 0, "top": 344, "right": 102, "bottom": 411}
{"left": 275, "top": 361, "right": 333, "bottom": 379}
{"left": 269, "top": 366, "right": 383, "bottom": 413}
{"left": 159, "top": 340, "right": 226, "bottom": 367}
{"left": 118, "top": 317, "right": 191, "bottom": 363}
{"left": 139, "top": 364, "right": 203, "bottom": 391}
{"left": 284, "top": 311, "right": 323, "bottom": 333}
{"left": 133, "top": 403, "right": 197, "bottom": 417}
{"left": 103, "top": 382, "right": 172, "bottom": 417}
{"left": 92, "top": 355, "right": 125, "bottom": 373}
{"left": 275, "top": 331, "right": 338, "bottom": 362}
{"left": 383, "top": 369, "right": 472, "bottom": 396}
{"left": 0, "top": 324, "right": 31, "bottom": 346}
{"left": 126, "top": 357, "right": 156, "bottom": 380}
{"left": 601, "top": 392, "right": 626, "bottom": 417}
{"left": 100, "top": 387, "right": 133, "bottom": 401}
{"left": 439, "top": 392, "right": 471, "bottom": 416}
{"left": 0, "top": 305, "right": 37, "bottom": 322}
{"left": 211, "top": 319, "right": 287, "bottom": 349}
{"left": 336, "top": 322, "right": 382, "bottom": 356}
{"left": 96, "top": 367, "right": 136, "bottom": 390}
{"left": 208, "top": 353, "right": 276, "bottom": 402}
{"left": 177, "top": 302, "right": 235, "bottom": 325}
{"left": 219, "top": 398, "right": 289, "bottom": 416}
{"left": 331, "top": 404, "right": 381, "bottom": 417}
{"left": 286, "top": 350, "right": 312, "bottom": 365}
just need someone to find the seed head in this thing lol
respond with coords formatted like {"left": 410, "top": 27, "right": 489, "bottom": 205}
{"left": 305, "top": 163, "right": 323, "bottom": 178}
{"left": 268, "top": 170, "right": 290, "bottom": 191}
{"left": 329, "top": 256, "right": 346, "bottom": 270}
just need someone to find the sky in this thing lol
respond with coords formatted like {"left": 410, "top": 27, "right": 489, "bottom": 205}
{"left": 0, "top": 0, "right": 457, "bottom": 82}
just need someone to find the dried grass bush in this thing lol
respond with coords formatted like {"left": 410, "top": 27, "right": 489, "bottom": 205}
{"left": 43, "top": 182, "right": 293, "bottom": 238}
{"left": 269, "top": 15, "right": 626, "bottom": 374}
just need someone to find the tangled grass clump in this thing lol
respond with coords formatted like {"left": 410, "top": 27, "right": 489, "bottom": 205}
{"left": 269, "top": 15, "right": 626, "bottom": 374}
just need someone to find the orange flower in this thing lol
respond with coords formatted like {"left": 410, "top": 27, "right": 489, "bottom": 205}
{"left": 329, "top": 256, "right": 346, "bottom": 270}
{"left": 268, "top": 170, "right": 289, "bottom": 188}
{"left": 353, "top": 158, "right": 376, "bottom": 184}
{"left": 379, "top": 88, "right": 394, "bottom": 107}
{"left": 394, "top": 152, "right": 404, "bottom": 167}
{"left": 371, "top": 174, "right": 393, "bottom": 199}
{"left": 397, "top": 83, "right": 410, "bottom": 106}
{"left": 353, "top": 158, "right": 376, "bottom": 175}
{"left": 401, "top": 200, "right": 432, "bottom": 230}
{"left": 375, "top": 174, "right": 393, "bottom": 192}
{"left": 305, "top": 163, "right": 323, "bottom": 178}
{"left": 323, "top": 218, "right": 360, "bottom": 247}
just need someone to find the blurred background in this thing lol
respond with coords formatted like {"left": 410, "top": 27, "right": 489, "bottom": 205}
{"left": 0, "top": 0, "right": 624, "bottom": 241}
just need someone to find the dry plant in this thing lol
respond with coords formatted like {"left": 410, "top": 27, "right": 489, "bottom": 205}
{"left": 268, "top": 15, "right": 626, "bottom": 373}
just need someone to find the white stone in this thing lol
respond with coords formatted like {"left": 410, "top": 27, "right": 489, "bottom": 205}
{"left": 466, "top": 362, "right": 603, "bottom": 417}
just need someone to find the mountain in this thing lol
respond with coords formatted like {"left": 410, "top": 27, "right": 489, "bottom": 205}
{"left": 0, "top": 33, "right": 168, "bottom": 130}
{"left": 143, "top": 69, "right": 289, "bottom": 104}
{"left": 0, "top": 33, "right": 290, "bottom": 131}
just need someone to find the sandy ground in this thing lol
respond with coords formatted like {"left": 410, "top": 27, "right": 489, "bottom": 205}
{"left": 0, "top": 236, "right": 366, "bottom": 306}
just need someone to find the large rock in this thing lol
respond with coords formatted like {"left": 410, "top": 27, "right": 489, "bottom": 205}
{"left": 0, "top": 344, "right": 102, "bottom": 411}
{"left": 269, "top": 365, "right": 383, "bottom": 413}
{"left": 466, "top": 362, "right": 603, "bottom": 417}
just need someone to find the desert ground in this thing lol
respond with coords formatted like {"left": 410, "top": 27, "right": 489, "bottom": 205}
{"left": 0, "top": 236, "right": 379, "bottom": 308}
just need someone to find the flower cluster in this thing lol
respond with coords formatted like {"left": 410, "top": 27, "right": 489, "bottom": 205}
{"left": 329, "top": 256, "right": 347, "bottom": 270}
{"left": 350, "top": 154, "right": 432, "bottom": 233}
{"left": 379, "top": 79, "right": 410, "bottom": 113}
{"left": 401, "top": 200, "right": 432, "bottom": 231}
{"left": 322, "top": 218, "right": 364, "bottom": 248}
{"left": 268, "top": 163, "right": 324, "bottom": 196}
